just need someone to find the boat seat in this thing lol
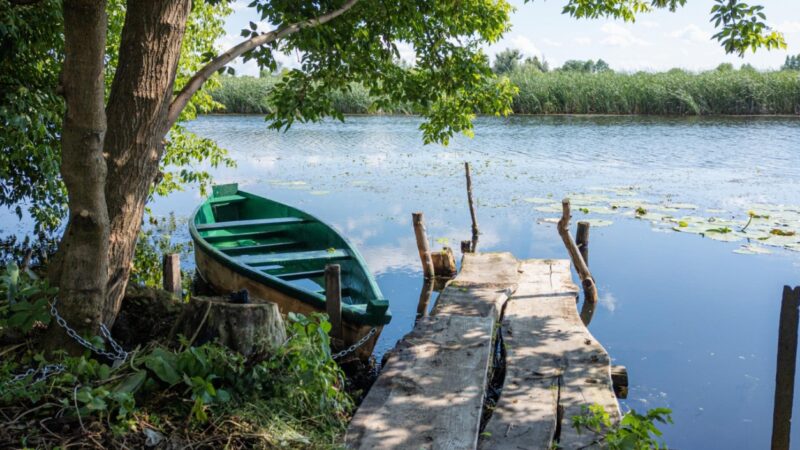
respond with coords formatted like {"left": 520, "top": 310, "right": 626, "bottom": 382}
{"left": 219, "top": 240, "right": 300, "bottom": 254}
{"left": 203, "top": 229, "right": 285, "bottom": 243}
{"left": 273, "top": 269, "right": 326, "bottom": 281}
{"left": 208, "top": 195, "right": 247, "bottom": 204}
{"left": 238, "top": 249, "right": 350, "bottom": 266}
{"left": 197, "top": 217, "right": 306, "bottom": 231}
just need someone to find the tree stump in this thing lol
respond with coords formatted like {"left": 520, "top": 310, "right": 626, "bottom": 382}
{"left": 173, "top": 296, "right": 286, "bottom": 356}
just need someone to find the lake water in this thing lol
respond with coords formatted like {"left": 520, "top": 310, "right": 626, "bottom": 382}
{"left": 159, "top": 116, "right": 800, "bottom": 449}
{"left": 128, "top": 115, "right": 800, "bottom": 448}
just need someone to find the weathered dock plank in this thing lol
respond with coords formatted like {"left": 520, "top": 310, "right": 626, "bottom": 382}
{"left": 345, "top": 314, "right": 495, "bottom": 449}
{"left": 432, "top": 252, "right": 519, "bottom": 319}
{"left": 480, "top": 259, "right": 620, "bottom": 450}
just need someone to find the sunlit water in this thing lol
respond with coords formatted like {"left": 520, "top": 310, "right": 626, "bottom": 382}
{"left": 7, "top": 114, "right": 800, "bottom": 449}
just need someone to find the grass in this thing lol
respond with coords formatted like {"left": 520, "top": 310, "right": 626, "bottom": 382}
{"left": 210, "top": 68, "right": 800, "bottom": 116}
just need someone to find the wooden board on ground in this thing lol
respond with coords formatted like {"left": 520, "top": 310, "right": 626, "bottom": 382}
{"left": 345, "top": 314, "right": 495, "bottom": 450}
{"left": 479, "top": 259, "right": 620, "bottom": 450}
{"left": 432, "top": 252, "right": 520, "bottom": 319}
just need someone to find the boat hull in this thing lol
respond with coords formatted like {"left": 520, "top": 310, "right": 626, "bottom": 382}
{"left": 195, "top": 246, "right": 382, "bottom": 360}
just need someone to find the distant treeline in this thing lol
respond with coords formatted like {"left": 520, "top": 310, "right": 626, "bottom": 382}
{"left": 209, "top": 60, "right": 800, "bottom": 116}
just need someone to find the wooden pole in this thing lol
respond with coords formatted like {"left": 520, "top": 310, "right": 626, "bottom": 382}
{"left": 772, "top": 286, "right": 800, "bottom": 450}
{"left": 461, "top": 240, "right": 472, "bottom": 255}
{"left": 416, "top": 278, "right": 435, "bottom": 320}
{"left": 162, "top": 253, "right": 182, "bottom": 296}
{"left": 557, "top": 199, "right": 597, "bottom": 304}
{"left": 325, "top": 264, "right": 343, "bottom": 341}
{"left": 412, "top": 212, "right": 435, "bottom": 279}
{"left": 576, "top": 221, "right": 590, "bottom": 266}
{"left": 465, "top": 162, "right": 479, "bottom": 246}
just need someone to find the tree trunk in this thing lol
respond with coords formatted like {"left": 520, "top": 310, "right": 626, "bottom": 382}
{"left": 45, "top": 0, "right": 110, "bottom": 348}
{"left": 102, "top": 0, "right": 192, "bottom": 327}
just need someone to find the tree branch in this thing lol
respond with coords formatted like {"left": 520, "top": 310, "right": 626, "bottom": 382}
{"left": 166, "top": 0, "right": 359, "bottom": 128}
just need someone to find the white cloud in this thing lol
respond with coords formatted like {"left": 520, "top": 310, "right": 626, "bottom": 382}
{"left": 776, "top": 20, "right": 800, "bottom": 34}
{"left": 600, "top": 23, "right": 650, "bottom": 47}
{"left": 573, "top": 36, "right": 592, "bottom": 46}
{"left": 640, "top": 20, "right": 660, "bottom": 29}
{"left": 668, "top": 24, "right": 710, "bottom": 44}
{"left": 510, "top": 35, "right": 542, "bottom": 57}
{"left": 542, "top": 38, "right": 562, "bottom": 48}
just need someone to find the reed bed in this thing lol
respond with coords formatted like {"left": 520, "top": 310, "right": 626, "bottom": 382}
{"left": 210, "top": 69, "right": 800, "bottom": 116}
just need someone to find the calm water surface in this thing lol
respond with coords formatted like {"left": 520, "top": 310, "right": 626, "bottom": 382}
{"left": 167, "top": 115, "right": 796, "bottom": 449}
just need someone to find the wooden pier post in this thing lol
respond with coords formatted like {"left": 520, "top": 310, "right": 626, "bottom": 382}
{"left": 162, "top": 253, "right": 182, "bottom": 296}
{"left": 325, "top": 264, "right": 344, "bottom": 341}
{"left": 772, "top": 285, "right": 800, "bottom": 450}
{"left": 461, "top": 240, "right": 472, "bottom": 255}
{"left": 557, "top": 199, "right": 598, "bottom": 304}
{"left": 412, "top": 212, "right": 435, "bottom": 279}
{"left": 576, "top": 221, "right": 590, "bottom": 266}
{"left": 431, "top": 247, "right": 457, "bottom": 278}
{"left": 465, "top": 162, "right": 479, "bottom": 244}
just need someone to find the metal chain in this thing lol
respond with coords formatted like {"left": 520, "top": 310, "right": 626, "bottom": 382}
{"left": 332, "top": 327, "right": 377, "bottom": 360}
{"left": 50, "top": 298, "right": 129, "bottom": 363}
{"left": 5, "top": 364, "right": 66, "bottom": 387}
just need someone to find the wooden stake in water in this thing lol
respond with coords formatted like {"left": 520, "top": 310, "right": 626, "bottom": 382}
{"left": 465, "top": 162, "right": 480, "bottom": 250}
{"left": 162, "top": 253, "right": 182, "bottom": 296}
{"left": 325, "top": 264, "right": 343, "bottom": 341}
{"left": 412, "top": 212, "right": 435, "bottom": 279}
{"left": 772, "top": 285, "right": 800, "bottom": 450}
{"left": 557, "top": 199, "right": 597, "bottom": 304}
{"left": 576, "top": 221, "right": 590, "bottom": 266}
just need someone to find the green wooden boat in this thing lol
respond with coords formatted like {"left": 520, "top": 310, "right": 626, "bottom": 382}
{"left": 190, "top": 184, "right": 391, "bottom": 359}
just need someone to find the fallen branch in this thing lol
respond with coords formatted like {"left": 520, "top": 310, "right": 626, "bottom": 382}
{"left": 557, "top": 198, "right": 598, "bottom": 304}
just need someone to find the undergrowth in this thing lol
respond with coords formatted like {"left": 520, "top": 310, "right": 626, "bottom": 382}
{"left": 0, "top": 264, "right": 352, "bottom": 449}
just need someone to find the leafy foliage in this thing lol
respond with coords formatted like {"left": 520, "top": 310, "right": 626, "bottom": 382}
{"left": 0, "top": 262, "right": 55, "bottom": 335}
{"left": 0, "top": 1, "right": 66, "bottom": 233}
{"left": 0, "top": 312, "right": 350, "bottom": 448}
{"left": 0, "top": 1, "right": 234, "bottom": 236}
{"left": 493, "top": 48, "right": 524, "bottom": 74}
{"left": 709, "top": 0, "right": 785, "bottom": 56}
{"left": 242, "top": 0, "right": 517, "bottom": 145}
{"left": 571, "top": 404, "right": 673, "bottom": 449}
{"left": 560, "top": 59, "right": 612, "bottom": 73}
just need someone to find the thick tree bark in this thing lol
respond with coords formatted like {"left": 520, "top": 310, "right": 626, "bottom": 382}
{"left": 102, "top": 0, "right": 192, "bottom": 326}
{"left": 46, "top": 0, "right": 109, "bottom": 347}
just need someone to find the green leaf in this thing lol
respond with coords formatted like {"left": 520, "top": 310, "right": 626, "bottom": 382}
{"left": 145, "top": 348, "right": 181, "bottom": 385}
{"left": 114, "top": 370, "right": 148, "bottom": 394}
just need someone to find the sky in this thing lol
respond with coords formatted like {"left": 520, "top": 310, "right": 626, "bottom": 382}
{"left": 219, "top": 0, "right": 800, "bottom": 76}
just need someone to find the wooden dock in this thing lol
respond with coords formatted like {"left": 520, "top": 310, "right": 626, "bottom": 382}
{"left": 345, "top": 252, "right": 621, "bottom": 449}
